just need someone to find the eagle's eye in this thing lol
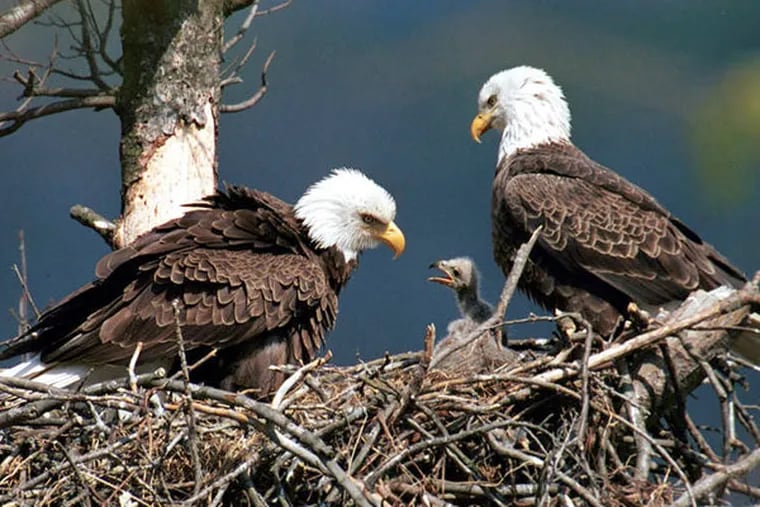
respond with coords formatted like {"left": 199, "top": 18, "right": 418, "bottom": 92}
{"left": 486, "top": 95, "right": 497, "bottom": 108}
{"left": 452, "top": 268, "right": 461, "bottom": 278}
{"left": 361, "top": 214, "right": 379, "bottom": 226}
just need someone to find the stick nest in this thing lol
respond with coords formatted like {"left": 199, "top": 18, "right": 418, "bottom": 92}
{"left": 1, "top": 315, "right": 758, "bottom": 506}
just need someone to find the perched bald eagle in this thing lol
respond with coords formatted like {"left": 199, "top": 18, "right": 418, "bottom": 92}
{"left": 429, "top": 257, "right": 493, "bottom": 324}
{"left": 0, "top": 169, "right": 405, "bottom": 394}
{"left": 471, "top": 65, "right": 758, "bottom": 363}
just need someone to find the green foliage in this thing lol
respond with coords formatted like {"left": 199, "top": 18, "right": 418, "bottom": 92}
{"left": 691, "top": 59, "right": 760, "bottom": 207}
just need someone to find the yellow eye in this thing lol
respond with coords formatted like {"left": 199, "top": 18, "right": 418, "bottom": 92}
{"left": 486, "top": 95, "right": 497, "bottom": 108}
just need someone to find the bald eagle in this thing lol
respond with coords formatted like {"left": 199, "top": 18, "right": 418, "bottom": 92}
{"left": 429, "top": 257, "right": 493, "bottom": 324}
{"left": 471, "top": 65, "right": 758, "bottom": 363}
{"left": 0, "top": 169, "right": 405, "bottom": 394}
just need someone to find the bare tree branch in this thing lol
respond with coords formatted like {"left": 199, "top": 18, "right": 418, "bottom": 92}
{"left": 0, "top": 0, "right": 63, "bottom": 39}
{"left": 69, "top": 204, "right": 116, "bottom": 246}
{"left": 0, "top": 94, "right": 115, "bottom": 136}
{"left": 221, "top": 50, "right": 275, "bottom": 113}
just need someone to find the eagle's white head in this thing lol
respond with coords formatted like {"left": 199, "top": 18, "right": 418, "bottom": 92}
{"left": 471, "top": 65, "right": 571, "bottom": 162}
{"left": 294, "top": 168, "right": 405, "bottom": 262}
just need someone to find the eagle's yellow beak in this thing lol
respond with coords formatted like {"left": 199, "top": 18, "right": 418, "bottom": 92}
{"left": 377, "top": 221, "right": 405, "bottom": 259}
{"left": 470, "top": 111, "right": 493, "bottom": 143}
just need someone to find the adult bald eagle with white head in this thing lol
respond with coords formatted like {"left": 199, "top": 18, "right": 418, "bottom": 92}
{"left": 1, "top": 169, "right": 405, "bottom": 395}
{"left": 470, "top": 65, "right": 758, "bottom": 363}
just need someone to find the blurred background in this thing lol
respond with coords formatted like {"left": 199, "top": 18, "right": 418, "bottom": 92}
{"left": 1, "top": 1, "right": 759, "bottom": 369}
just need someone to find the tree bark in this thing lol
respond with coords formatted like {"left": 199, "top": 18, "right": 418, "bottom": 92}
{"left": 117, "top": 0, "right": 223, "bottom": 247}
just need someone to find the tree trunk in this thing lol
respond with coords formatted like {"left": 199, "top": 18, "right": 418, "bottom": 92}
{"left": 117, "top": 0, "right": 222, "bottom": 248}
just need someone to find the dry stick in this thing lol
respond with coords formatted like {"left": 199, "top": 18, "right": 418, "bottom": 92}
{"left": 70, "top": 204, "right": 115, "bottom": 245}
{"left": 576, "top": 326, "right": 593, "bottom": 448}
{"left": 495, "top": 226, "right": 544, "bottom": 322}
{"left": 170, "top": 347, "right": 218, "bottom": 380}
{"left": 73, "top": 0, "right": 108, "bottom": 90}
{"left": 12, "top": 263, "right": 40, "bottom": 319}
{"left": 671, "top": 447, "right": 760, "bottom": 507}
{"left": 267, "top": 356, "right": 378, "bottom": 507}
{"left": 617, "top": 359, "right": 652, "bottom": 481}
{"left": 365, "top": 419, "right": 519, "bottom": 488}
{"left": 223, "top": 1, "right": 259, "bottom": 53}
{"left": 0, "top": 94, "right": 116, "bottom": 136}
{"left": 181, "top": 451, "right": 263, "bottom": 507}
{"left": 16, "top": 230, "right": 31, "bottom": 330}
{"left": 128, "top": 341, "right": 144, "bottom": 393}
{"left": 220, "top": 50, "right": 275, "bottom": 113}
{"left": 172, "top": 300, "right": 203, "bottom": 498}
{"left": 466, "top": 370, "right": 699, "bottom": 506}
{"left": 732, "top": 394, "right": 760, "bottom": 445}
{"left": 525, "top": 287, "right": 759, "bottom": 391}
{"left": 0, "top": 0, "right": 62, "bottom": 38}
{"left": 271, "top": 352, "right": 332, "bottom": 410}
{"left": 0, "top": 431, "right": 141, "bottom": 502}
{"left": 56, "top": 441, "right": 99, "bottom": 507}
{"left": 348, "top": 328, "right": 432, "bottom": 476}
{"left": 411, "top": 405, "right": 508, "bottom": 506}
{"left": 697, "top": 358, "right": 734, "bottom": 461}
{"left": 486, "top": 435, "right": 605, "bottom": 507}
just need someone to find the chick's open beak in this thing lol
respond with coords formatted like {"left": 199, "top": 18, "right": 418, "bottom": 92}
{"left": 377, "top": 221, "right": 405, "bottom": 259}
{"left": 470, "top": 110, "right": 493, "bottom": 143}
{"left": 427, "top": 261, "right": 454, "bottom": 286}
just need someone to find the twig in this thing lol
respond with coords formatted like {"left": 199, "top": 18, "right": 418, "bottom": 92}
{"left": 487, "top": 435, "right": 605, "bottom": 507}
{"left": 671, "top": 448, "right": 760, "bottom": 507}
{"left": 223, "top": 1, "right": 258, "bottom": 53}
{"left": 127, "top": 341, "right": 144, "bottom": 393}
{"left": 0, "top": 94, "right": 115, "bottom": 136}
{"left": 173, "top": 300, "right": 203, "bottom": 497}
{"left": 617, "top": 358, "right": 652, "bottom": 480}
{"left": 220, "top": 50, "right": 275, "bottom": 112}
{"left": 575, "top": 327, "right": 593, "bottom": 448}
{"left": 12, "top": 263, "right": 40, "bottom": 319}
{"left": 271, "top": 351, "right": 332, "bottom": 410}
{"left": 494, "top": 226, "right": 543, "bottom": 321}
{"left": 181, "top": 451, "right": 263, "bottom": 506}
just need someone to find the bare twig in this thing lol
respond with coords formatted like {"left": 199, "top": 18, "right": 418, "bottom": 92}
{"left": 173, "top": 300, "right": 203, "bottom": 497}
{"left": 0, "top": 94, "right": 115, "bottom": 136}
{"left": 576, "top": 327, "right": 593, "bottom": 447}
{"left": 220, "top": 50, "right": 275, "bottom": 113}
{"left": 223, "top": 1, "right": 258, "bottom": 53}
{"left": 12, "top": 262, "right": 40, "bottom": 319}
{"left": 495, "top": 226, "right": 543, "bottom": 321}
{"left": 617, "top": 358, "right": 652, "bottom": 480}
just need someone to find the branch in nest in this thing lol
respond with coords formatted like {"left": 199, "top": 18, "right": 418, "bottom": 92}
{"left": 671, "top": 447, "right": 760, "bottom": 507}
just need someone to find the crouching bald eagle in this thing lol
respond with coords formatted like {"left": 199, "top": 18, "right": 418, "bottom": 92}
{"left": 471, "top": 65, "right": 758, "bottom": 363}
{"left": 0, "top": 168, "right": 405, "bottom": 395}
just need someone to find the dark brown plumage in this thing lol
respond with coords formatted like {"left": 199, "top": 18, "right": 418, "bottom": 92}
{"left": 1, "top": 170, "right": 405, "bottom": 394}
{"left": 472, "top": 66, "right": 752, "bottom": 350}
{"left": 491, "top": 142, "right": 745, "bottom": 336}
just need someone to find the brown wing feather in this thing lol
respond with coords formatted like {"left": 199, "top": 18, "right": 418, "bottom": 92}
{"left": 2, "top": 186, "right": 352, "bottom": 393}
{"left": 493, "top": 142, "right": 745, "bottom": 334}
